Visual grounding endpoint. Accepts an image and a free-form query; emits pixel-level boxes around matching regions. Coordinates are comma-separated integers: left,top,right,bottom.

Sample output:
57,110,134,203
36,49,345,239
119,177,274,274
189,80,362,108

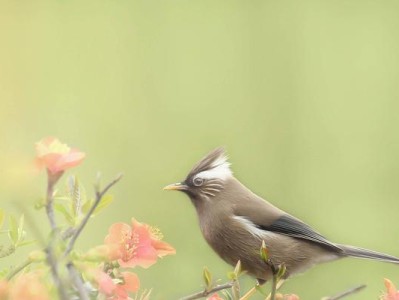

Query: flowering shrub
0,137,174,299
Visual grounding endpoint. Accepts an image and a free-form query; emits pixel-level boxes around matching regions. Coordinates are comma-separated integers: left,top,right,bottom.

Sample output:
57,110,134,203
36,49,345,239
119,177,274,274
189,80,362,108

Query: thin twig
269,263,278,300
323,284,366,300
67,262,89,300
63,173,123,257
180,282,234,300
44,174,69,300
240,285,257,300
45,171,63,230
46,245,69,300
6,259,32,280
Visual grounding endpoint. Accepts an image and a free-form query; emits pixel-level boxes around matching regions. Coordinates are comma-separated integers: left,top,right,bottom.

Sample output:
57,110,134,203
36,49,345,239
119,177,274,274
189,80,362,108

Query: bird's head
164,147,233,201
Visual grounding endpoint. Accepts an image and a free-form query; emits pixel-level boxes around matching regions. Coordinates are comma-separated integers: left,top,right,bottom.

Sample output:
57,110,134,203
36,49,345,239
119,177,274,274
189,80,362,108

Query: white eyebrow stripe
195,161,232,181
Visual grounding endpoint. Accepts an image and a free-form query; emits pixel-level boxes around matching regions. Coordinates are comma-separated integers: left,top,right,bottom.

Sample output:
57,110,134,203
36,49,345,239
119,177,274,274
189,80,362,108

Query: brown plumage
164,147,399,283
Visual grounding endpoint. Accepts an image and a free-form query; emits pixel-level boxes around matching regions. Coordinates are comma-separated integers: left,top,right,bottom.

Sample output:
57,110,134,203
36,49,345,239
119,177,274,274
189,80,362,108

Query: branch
63,173,123,257
180,282,234,300
45,245,69,300
45,171,63,230
67,262,89,300
6,259,32,280
323,284,366,300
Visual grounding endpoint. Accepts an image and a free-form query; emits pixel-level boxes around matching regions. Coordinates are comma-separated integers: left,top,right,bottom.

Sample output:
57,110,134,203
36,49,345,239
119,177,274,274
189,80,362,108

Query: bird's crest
187,147,232,181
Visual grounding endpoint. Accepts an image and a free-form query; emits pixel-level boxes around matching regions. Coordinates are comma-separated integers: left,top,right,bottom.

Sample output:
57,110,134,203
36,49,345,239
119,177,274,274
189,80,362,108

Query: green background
1,0,399,299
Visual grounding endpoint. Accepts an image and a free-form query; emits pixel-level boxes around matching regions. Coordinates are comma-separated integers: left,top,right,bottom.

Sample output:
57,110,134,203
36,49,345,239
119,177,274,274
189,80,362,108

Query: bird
164,147,399,284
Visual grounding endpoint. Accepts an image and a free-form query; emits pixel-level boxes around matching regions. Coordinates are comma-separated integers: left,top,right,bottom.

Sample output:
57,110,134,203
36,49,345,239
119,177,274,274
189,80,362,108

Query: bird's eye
193,177,204,187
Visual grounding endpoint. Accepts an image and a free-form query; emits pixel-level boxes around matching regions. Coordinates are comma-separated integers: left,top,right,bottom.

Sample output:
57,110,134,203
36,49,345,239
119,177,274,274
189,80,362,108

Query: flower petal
105,223,132,244
151,239,176,257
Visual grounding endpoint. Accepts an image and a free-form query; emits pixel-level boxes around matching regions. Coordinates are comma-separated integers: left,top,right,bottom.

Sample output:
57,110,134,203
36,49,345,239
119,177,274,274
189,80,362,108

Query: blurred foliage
1,0,399,299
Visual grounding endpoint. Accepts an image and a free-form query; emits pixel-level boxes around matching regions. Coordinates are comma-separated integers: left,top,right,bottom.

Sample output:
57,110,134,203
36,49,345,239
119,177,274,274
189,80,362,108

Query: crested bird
164,147,399,283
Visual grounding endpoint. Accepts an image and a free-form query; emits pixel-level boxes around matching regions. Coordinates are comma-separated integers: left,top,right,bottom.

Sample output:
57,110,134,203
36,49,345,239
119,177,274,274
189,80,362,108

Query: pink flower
105,218,176,268
207,293,223,300
95,270,139,300
381,279,399,300
113,272,140,299
96,271,116,296
35,137,85,175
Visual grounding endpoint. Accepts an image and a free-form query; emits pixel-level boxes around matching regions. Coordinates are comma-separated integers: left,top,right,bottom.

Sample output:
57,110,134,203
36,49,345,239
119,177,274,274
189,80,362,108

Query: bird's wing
234,202,343,252
259,214,343,251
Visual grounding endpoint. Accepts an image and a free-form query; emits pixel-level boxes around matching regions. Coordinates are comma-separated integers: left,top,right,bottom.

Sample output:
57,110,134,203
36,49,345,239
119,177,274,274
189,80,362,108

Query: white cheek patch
196,161,232,181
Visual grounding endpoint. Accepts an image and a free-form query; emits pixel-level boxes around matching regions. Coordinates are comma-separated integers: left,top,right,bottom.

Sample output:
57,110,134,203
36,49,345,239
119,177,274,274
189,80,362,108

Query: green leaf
68,176,85,218
8,215,18,246
203,267,212,291
223,290,233,300
81,199,93,215
232,279,240,300
227,271,236,280
93,194,114,215
18,239,37,247
259,240,269,262
276,263,286,280
54,203,74,225
0,268,9,279
234,260,241,277
17,215,25,243
34,198,46,209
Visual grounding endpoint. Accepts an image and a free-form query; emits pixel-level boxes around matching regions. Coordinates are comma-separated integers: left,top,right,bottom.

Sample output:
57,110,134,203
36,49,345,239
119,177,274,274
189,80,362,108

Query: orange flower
35,137,85,175
381,279,399,300
9,272,50,300
0,280,8,300
105,218,176,268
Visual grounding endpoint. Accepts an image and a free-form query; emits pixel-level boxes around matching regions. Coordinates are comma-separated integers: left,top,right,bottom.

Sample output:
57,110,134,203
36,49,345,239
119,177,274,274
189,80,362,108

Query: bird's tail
339,244,399,264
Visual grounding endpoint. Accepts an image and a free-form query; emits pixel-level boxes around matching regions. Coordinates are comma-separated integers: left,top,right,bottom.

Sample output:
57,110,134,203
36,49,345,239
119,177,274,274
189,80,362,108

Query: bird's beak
163,182,188,191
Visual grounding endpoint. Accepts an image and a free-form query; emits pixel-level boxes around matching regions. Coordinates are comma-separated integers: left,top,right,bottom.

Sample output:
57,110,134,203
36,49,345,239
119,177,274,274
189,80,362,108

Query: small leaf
54,203,75,225
234,260,241,277
8,215,18,246
17,215,25,243
93,195,114,215
203,267,212,291
227,271,236,280
223,290,233,300
68,176,85,218
260,240,269,262
276,263,286,280
232,279,240,300
34,198,46,210
0,245,15,258
82,199,93,214
18,239,37,247
0,268,9,279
